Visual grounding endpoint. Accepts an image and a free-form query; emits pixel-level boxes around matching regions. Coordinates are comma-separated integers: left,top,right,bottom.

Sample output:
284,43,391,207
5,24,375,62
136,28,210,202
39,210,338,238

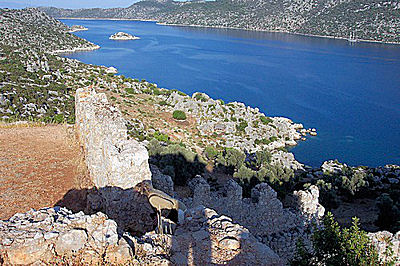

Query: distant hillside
40,0,400,43
0,8,97,52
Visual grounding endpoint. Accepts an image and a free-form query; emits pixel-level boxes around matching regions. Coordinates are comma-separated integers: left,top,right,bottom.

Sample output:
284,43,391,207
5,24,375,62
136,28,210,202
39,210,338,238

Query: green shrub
53,114,64,123
236,121,248,132
260,116,273,125
204,146,219,160
255,149,272,168
234,165,256,183
269,136,278,142
217,148,245,171
159,100,168,106
173,110,187,120
147,139,163,157
125,87,135,94
291,212,386,266
153,131,169,143
149,143,206,186
194,93,208,102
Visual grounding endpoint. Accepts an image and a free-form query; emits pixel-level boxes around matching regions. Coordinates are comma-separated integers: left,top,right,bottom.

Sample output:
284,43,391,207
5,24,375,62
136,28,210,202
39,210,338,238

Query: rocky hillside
0,8,98,53
41,0,400,43
0,8,101,123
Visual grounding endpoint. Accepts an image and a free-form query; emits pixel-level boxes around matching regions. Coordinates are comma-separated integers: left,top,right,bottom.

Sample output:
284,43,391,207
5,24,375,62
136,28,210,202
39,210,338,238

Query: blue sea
61,19,400,168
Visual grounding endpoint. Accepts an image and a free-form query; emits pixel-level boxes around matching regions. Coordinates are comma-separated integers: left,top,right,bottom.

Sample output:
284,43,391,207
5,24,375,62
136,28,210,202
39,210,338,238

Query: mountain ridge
40,0,400,44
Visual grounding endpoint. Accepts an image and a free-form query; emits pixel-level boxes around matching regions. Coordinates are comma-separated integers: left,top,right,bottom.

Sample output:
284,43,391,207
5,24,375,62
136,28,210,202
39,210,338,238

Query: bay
61,19,400,167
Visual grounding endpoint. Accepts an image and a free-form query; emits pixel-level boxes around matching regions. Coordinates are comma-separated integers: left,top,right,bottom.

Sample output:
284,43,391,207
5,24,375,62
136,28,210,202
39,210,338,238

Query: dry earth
0,124,87,220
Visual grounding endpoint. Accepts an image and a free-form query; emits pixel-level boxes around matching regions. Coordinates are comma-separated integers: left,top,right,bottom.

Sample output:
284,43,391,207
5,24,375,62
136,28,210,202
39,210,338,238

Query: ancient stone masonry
75,87,151,189
187,177,324,262
0,206,284,265
188,176,400,263
0,208,133,265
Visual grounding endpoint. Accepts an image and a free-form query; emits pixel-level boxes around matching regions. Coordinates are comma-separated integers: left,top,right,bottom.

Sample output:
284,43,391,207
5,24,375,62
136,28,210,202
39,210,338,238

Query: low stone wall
0,206,284,265
75,87,151,189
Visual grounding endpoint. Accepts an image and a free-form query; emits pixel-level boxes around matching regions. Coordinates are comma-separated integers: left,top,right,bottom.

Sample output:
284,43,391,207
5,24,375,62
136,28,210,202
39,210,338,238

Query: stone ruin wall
188,177,324,261
189,176,399,263
74,87,156,234
75,87,151,189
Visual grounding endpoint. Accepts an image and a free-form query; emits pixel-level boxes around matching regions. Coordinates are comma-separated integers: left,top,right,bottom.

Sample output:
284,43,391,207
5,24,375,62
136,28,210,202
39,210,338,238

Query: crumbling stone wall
75,87,151,189
188,177,324,261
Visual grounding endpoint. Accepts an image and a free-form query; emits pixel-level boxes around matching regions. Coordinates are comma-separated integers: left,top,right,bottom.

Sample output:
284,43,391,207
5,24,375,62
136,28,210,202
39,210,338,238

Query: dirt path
0,125,86,220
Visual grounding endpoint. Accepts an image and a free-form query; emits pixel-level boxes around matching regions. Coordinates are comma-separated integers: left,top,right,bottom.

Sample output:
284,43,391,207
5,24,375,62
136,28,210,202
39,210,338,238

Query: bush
217,148,245,171
158,100,168,106
147,138,163,157
172,110,186,120
153,131,169,143
53,114,64,123
291,212,385,266
194,93,208,102
234,165,256,183
269,136,278,142
236,121,248,132
260,116,273,125
204,146,219,160
150,144,206,186
125,87,135,94
340,169,367,197
255,149,272,168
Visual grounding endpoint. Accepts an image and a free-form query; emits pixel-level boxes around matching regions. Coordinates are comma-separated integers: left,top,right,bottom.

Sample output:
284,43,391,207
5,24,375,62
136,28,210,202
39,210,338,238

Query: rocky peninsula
109,32,140,40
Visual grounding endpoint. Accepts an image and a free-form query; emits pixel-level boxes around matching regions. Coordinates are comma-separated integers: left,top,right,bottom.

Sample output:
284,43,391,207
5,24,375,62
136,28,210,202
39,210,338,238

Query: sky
0,0,136,9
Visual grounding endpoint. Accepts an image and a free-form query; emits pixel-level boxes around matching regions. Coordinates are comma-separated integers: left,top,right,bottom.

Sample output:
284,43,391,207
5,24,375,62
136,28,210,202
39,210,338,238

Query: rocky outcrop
292,185,325,222
368,231,400,264
75,87,151,189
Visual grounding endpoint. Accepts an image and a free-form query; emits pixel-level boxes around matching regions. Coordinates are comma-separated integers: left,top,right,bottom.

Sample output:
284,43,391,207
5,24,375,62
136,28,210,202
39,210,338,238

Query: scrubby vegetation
291,212,394,266
148,139,206,186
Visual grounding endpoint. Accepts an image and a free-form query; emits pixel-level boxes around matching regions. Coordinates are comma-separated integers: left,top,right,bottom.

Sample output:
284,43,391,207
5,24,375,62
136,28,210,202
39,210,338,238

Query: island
68,25,88,33
109,32,140,41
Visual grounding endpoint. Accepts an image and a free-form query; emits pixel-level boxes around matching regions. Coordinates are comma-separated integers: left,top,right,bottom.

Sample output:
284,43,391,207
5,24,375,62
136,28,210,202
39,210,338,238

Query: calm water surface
62,19,400,167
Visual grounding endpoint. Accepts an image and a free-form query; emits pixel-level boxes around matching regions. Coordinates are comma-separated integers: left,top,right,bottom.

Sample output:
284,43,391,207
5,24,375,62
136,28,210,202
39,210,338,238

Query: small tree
291,212,385,266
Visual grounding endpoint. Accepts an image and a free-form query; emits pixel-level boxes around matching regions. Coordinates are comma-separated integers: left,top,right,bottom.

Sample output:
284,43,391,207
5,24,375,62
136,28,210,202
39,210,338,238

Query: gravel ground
0,124,87,220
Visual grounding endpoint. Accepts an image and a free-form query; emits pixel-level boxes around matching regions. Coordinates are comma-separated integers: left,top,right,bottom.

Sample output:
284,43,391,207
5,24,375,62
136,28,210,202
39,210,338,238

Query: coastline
58,17,157,22
156,22,400,46
57,17,399,46
51,44,101,55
